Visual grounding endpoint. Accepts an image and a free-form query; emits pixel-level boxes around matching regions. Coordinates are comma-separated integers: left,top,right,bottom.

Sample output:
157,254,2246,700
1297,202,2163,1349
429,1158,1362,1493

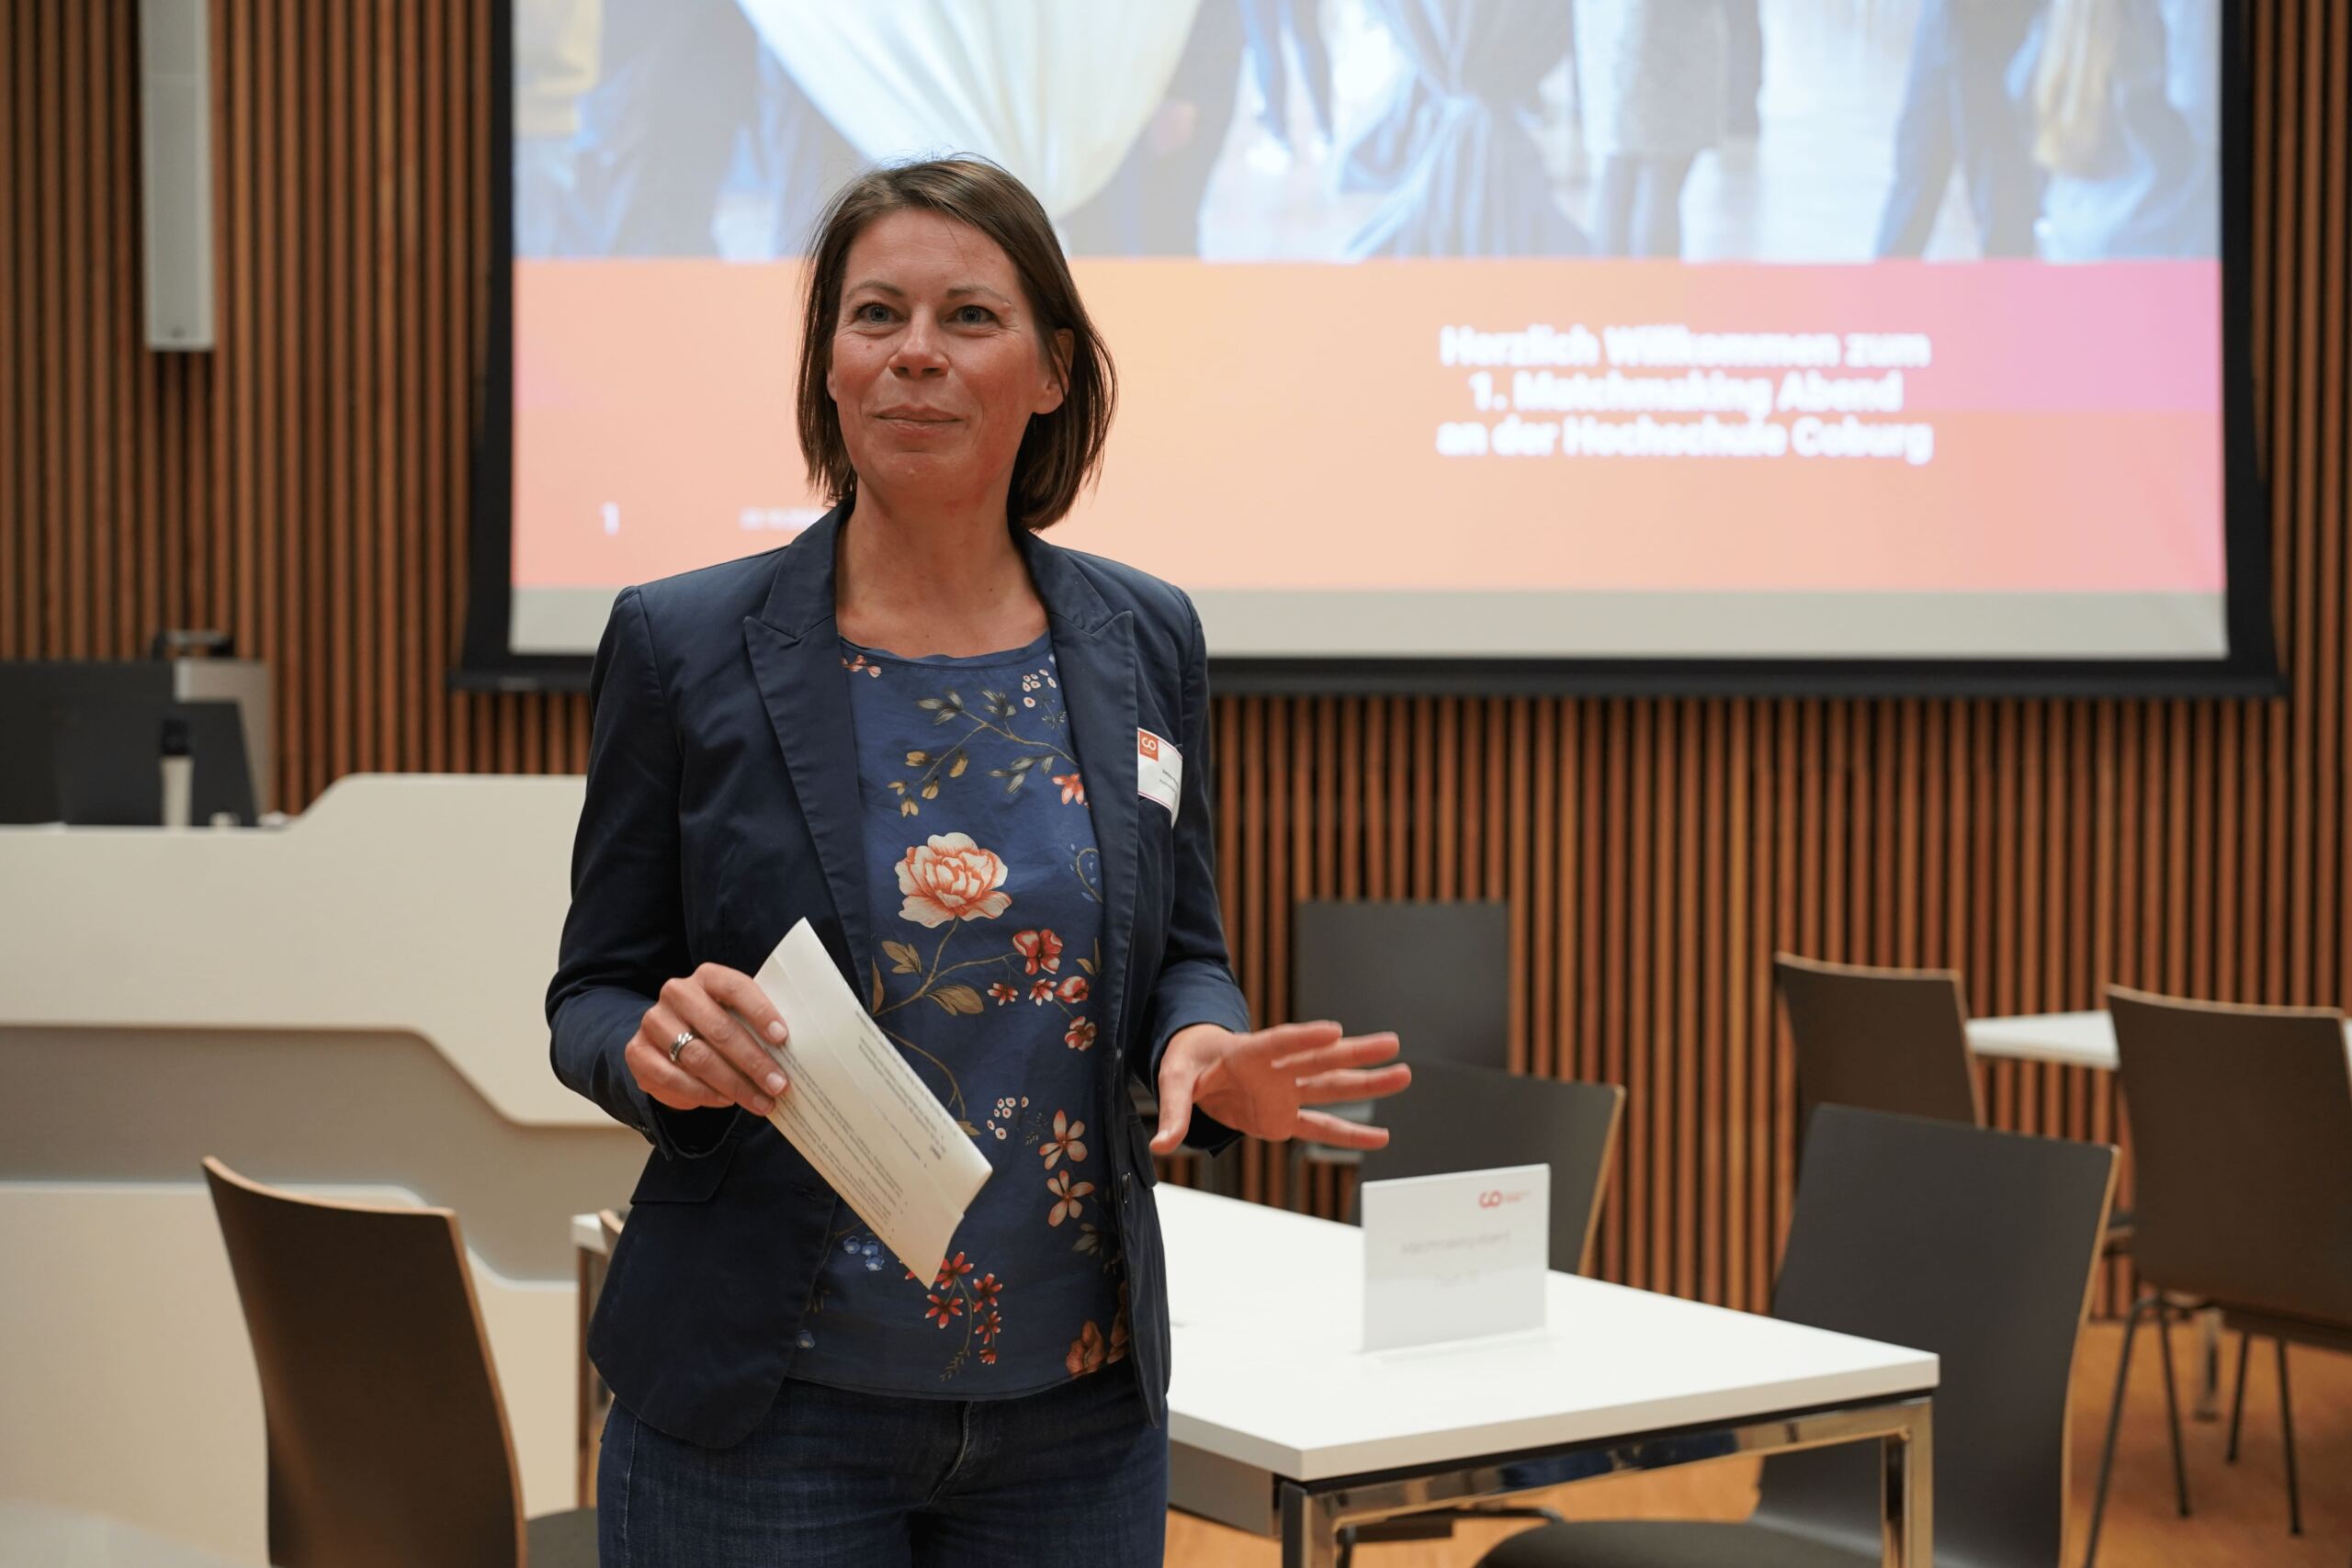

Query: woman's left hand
1149,1021,1410,1156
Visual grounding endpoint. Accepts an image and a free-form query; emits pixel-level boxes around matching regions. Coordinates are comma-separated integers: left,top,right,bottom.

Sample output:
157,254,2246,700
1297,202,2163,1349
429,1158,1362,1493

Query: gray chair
1284,899,1510,1204
1338,1062,1623,1562
2085,987,2352,1562
1480,1107,2118,1568
203,1157,597,1568
1773,953,1980,1131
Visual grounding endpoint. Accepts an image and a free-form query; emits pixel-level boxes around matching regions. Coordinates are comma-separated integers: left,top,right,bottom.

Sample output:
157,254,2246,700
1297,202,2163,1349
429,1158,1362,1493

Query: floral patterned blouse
786,632,1128,1397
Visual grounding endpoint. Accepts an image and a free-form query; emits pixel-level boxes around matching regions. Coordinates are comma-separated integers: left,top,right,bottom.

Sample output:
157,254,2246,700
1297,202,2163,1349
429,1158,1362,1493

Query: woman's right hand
628,963,794,1116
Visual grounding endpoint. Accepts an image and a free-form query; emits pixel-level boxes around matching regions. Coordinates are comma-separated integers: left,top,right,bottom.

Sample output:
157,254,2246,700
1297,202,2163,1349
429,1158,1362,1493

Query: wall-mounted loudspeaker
138,0,215,350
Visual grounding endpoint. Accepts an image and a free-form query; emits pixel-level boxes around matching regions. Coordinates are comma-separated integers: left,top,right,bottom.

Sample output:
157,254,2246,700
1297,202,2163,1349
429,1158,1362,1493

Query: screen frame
458,0,2279,700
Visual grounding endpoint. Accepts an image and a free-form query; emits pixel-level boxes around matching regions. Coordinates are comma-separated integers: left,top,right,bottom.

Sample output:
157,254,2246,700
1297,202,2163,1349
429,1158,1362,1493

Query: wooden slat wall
1,0,585,807
3,1,2345,1314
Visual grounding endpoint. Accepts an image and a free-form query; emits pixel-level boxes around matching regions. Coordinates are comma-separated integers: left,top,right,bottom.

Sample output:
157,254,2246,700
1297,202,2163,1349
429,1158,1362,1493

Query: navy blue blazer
548,504,1251,1448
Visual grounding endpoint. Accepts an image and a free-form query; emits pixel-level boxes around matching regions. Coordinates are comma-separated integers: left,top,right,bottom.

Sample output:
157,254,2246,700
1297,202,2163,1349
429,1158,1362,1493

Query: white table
1967,1010,2127,1070
1155,1186,1935,1567
574,1197,1938,1566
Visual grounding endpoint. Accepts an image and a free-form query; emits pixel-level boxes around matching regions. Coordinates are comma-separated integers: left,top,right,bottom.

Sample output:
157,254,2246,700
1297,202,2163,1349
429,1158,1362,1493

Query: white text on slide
1435,323,1939,468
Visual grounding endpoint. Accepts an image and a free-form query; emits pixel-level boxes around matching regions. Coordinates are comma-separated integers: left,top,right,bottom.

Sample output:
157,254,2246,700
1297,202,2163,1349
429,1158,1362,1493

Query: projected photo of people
514,0,2221,266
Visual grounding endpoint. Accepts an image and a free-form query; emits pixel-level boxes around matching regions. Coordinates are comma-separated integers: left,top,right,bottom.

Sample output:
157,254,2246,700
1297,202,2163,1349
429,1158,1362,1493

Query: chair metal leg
2083,1294,2152,1568
2225,1331,2252,1462
2154,1304,2192,1517
2277,1338,2301,1537
1335,1524,1355,1568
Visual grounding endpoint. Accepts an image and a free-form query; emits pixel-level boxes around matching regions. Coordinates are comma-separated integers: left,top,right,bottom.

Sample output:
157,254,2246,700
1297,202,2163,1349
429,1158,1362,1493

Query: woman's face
827,209,1070,515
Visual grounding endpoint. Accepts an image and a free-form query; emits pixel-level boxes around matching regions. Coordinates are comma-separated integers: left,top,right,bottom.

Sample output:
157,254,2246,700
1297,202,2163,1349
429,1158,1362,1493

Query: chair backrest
1351,1060,1623,1276
2108,985,2352,1326
1751,1107,2115,1568
1773,953,1980,1131
202,1158,526,1568
1294,900,1510,1070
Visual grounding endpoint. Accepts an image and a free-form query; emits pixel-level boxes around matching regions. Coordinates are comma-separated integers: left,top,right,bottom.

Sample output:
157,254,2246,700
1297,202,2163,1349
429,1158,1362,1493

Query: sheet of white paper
735,919,992,1283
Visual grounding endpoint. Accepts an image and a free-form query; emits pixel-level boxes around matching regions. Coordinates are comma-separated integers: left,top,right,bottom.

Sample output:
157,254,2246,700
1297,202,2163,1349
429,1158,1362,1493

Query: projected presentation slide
508,0,2226,664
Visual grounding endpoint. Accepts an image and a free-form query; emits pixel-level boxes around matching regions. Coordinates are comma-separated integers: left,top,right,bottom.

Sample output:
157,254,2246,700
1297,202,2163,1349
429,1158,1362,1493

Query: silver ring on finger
668,1028,698,1065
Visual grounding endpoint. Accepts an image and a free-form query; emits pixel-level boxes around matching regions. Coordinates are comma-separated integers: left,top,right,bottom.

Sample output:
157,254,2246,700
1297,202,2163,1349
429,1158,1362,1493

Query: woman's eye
955,306,996,325
854,302,893,323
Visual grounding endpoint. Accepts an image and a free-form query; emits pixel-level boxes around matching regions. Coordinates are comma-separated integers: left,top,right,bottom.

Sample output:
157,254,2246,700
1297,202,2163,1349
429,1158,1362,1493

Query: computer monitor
0,663,174,823
1,661,272,824
51,698,256,827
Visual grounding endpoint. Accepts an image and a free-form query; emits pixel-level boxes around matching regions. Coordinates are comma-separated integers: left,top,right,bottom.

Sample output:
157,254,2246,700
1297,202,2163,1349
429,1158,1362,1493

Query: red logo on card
1137,730,1160,760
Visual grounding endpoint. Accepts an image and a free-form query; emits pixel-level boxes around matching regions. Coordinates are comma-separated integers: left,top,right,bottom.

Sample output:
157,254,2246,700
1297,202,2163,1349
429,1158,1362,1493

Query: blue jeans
597,1367,1169,1566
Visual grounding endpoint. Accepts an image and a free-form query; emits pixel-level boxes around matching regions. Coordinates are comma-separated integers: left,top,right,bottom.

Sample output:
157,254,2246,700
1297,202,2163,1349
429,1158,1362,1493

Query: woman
547,156,1410,1566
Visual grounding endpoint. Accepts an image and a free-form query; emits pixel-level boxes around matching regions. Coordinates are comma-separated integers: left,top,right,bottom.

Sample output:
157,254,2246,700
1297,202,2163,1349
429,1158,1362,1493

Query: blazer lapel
742,507,877,997
1022,534,1144,1070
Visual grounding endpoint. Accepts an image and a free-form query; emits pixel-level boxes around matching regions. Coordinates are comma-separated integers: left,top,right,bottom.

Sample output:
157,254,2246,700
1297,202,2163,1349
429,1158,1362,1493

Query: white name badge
1136,728,1182,821
1360,1164,1549,1352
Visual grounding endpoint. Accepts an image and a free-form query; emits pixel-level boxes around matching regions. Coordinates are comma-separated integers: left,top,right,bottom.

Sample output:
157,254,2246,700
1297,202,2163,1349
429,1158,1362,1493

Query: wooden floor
1167,1322,2350,1567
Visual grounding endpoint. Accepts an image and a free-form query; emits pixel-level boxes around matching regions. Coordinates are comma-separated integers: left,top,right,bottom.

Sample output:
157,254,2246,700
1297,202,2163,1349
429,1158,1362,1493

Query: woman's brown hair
795,157,1116,532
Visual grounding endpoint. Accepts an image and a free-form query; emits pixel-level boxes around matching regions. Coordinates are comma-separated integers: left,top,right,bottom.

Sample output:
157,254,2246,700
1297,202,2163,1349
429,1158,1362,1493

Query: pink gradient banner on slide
513,258,2222,600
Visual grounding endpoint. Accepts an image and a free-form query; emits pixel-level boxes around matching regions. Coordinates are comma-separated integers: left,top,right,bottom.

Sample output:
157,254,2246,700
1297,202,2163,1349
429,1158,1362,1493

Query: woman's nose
889,314,948,376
